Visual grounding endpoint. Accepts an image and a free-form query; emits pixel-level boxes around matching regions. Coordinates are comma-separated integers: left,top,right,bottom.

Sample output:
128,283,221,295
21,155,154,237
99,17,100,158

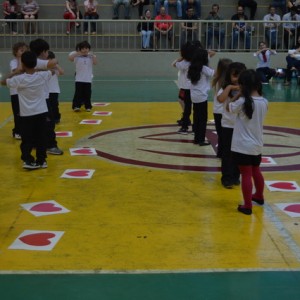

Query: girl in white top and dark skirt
228,69,268,215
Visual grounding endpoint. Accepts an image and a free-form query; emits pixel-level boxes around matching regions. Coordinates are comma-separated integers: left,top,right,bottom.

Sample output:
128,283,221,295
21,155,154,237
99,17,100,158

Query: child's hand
230,85,240,91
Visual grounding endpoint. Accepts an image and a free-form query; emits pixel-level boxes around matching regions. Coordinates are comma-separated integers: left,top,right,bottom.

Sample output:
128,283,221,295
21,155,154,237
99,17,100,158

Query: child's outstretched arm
68,51,80,62
217,85,238,103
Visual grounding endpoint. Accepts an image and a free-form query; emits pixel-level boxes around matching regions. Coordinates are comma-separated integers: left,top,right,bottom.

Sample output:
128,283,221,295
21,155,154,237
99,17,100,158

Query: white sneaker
73,107,80,112
47,147,64,155
23,161,39,170
14,133,21,140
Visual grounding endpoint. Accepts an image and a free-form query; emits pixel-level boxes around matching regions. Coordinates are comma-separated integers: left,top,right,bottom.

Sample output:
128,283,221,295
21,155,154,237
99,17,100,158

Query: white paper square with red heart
9,230,64,251
21,200,70,217
55,131,73,137
261,157,277,165
92,102,110,107
265,181,300,192
69,147,97,156
80,119,102,125
275,203,300,217
92,111,112,116
61,169,95,179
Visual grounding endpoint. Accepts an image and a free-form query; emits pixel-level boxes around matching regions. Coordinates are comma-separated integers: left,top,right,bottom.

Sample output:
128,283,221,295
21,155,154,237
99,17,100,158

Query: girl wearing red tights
63,0,80,34
228,69,268,215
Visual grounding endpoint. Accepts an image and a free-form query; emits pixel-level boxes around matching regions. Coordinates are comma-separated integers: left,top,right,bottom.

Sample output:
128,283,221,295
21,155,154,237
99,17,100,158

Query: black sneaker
23,161,39,170
177,128,188,135
222,180,233,189
36,161,48,169
237,205,252,215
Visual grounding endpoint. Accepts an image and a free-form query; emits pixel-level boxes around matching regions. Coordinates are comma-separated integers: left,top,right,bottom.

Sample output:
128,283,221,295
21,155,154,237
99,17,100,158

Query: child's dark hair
222,62,246,97
191,40,204,49
12,42,27,57
238,69,262,119
212,58,233,89
187,48,208,85
21,51,37,69
29,39,50,56
47,50,55,59
77,41,91,51
180,41,196,62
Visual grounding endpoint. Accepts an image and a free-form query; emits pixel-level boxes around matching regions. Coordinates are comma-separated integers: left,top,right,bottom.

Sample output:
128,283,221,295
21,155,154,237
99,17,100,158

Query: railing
0,19,299,52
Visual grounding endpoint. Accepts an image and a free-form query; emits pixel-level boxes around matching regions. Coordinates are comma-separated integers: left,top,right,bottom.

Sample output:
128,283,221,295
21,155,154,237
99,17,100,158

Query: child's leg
20,116,35,163
83,82,92,110
180,89,191,130
11,94,21,137
45,98,58,149
198,100,208,143
238,165,253,209
252,165,265,201
34,113,47,165
221,127,234,187
72,82,82,109
193,102,200,142
213,113,222,157
49,93,61,123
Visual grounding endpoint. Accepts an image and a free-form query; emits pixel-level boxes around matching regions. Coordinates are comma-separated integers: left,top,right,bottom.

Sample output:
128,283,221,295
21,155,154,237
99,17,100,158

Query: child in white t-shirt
228,69,268,215
69,40,97,112
2,51,53,170
9,42,28,139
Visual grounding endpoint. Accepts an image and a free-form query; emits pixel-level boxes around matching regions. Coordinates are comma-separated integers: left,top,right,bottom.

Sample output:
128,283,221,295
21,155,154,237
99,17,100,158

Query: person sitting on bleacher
64,0,81,34
284,36,300,85
137,9,154,49
131,0,150,19
282,6,300,49
182,0,201,19
180,7,198,46
154,6,173,49
83,0,99,34
3,0,20,34
231,5,251,50
21,0,39,34
263,5,281,49
112,0,130,19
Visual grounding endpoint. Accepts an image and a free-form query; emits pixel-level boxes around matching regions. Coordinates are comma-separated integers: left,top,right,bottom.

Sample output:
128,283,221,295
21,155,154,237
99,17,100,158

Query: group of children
174,41,268,215
1,38,97,170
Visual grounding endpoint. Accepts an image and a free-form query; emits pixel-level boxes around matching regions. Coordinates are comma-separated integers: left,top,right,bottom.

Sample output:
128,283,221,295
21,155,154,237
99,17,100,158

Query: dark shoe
233,179,240,186
199,141,211,146
222,180,233,189
177,128,188,135
124,16,131,19
237,205,252,215
23,161,40,170
252,197,264,205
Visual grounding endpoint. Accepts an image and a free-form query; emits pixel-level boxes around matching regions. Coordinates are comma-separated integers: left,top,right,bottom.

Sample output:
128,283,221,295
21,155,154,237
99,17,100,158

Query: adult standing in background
21,0,39,34
63,0,81,34
83,0,99,34
263,5,281,49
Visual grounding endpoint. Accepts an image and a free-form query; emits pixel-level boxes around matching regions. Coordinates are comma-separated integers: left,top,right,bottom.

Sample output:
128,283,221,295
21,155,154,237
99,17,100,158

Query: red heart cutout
20,233,55,246
66,170,89,177
73,149,93,154
30,203,62,212
56,132,69,137
284,204,300,213
83,120,97,124
261,157,270,163
270,182,297,190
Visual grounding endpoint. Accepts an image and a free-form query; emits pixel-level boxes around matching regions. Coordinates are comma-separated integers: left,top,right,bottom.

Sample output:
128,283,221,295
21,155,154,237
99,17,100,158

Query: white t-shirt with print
175,60,191,90
70,52,94,83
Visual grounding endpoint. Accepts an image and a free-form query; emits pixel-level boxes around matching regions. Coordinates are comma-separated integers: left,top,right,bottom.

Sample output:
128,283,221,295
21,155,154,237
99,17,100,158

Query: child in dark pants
2,51,53,169
69,40,97,112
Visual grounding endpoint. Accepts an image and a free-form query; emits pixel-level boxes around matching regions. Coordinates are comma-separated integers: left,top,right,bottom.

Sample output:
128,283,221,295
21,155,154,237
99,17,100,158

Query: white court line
1,268,300,275
264,202,300,262
0,115,12,129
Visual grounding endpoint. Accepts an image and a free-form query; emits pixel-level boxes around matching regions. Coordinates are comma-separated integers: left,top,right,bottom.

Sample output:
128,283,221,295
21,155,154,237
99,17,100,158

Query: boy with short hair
2,51,53,169
69,40,97,112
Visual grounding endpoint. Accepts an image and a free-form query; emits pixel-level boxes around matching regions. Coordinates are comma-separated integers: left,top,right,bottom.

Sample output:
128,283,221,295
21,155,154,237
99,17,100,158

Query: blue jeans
84,14,99,32
141,30,153,48
231,28,251,49
164,0,182,18
206,27,225,49
265,29,278,49
113,0,130,18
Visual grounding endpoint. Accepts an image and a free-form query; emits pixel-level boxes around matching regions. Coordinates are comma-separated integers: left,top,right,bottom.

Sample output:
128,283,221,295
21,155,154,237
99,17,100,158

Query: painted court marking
80,120,102,125
21,200,70,217
55,131,73,137
265,181,300,192
69,147,97,156
60,169,95,179
276,203,300,217
92,111,112,116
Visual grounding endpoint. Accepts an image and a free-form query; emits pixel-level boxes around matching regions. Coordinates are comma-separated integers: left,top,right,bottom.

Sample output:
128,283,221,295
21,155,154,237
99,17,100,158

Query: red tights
238,165,264,209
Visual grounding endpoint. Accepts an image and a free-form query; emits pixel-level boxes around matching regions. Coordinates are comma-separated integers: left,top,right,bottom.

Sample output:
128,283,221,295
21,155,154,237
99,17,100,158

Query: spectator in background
154,6,173,49
183,0,201,19
180,7,198,45
238,0,257,20
282,6,300,49
287,0,300,14
254,41,277,84
154,0,163,16
231,5,251,50
164,0,182,19
112,0,130,19
63,0,81,34
284,36,300,85
137,9,154,49
83,0,99,34
131,0,150,19
272,0,286,15
21,0,39,34
205,3,225,49
264,5,281,49
3,0,20,34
